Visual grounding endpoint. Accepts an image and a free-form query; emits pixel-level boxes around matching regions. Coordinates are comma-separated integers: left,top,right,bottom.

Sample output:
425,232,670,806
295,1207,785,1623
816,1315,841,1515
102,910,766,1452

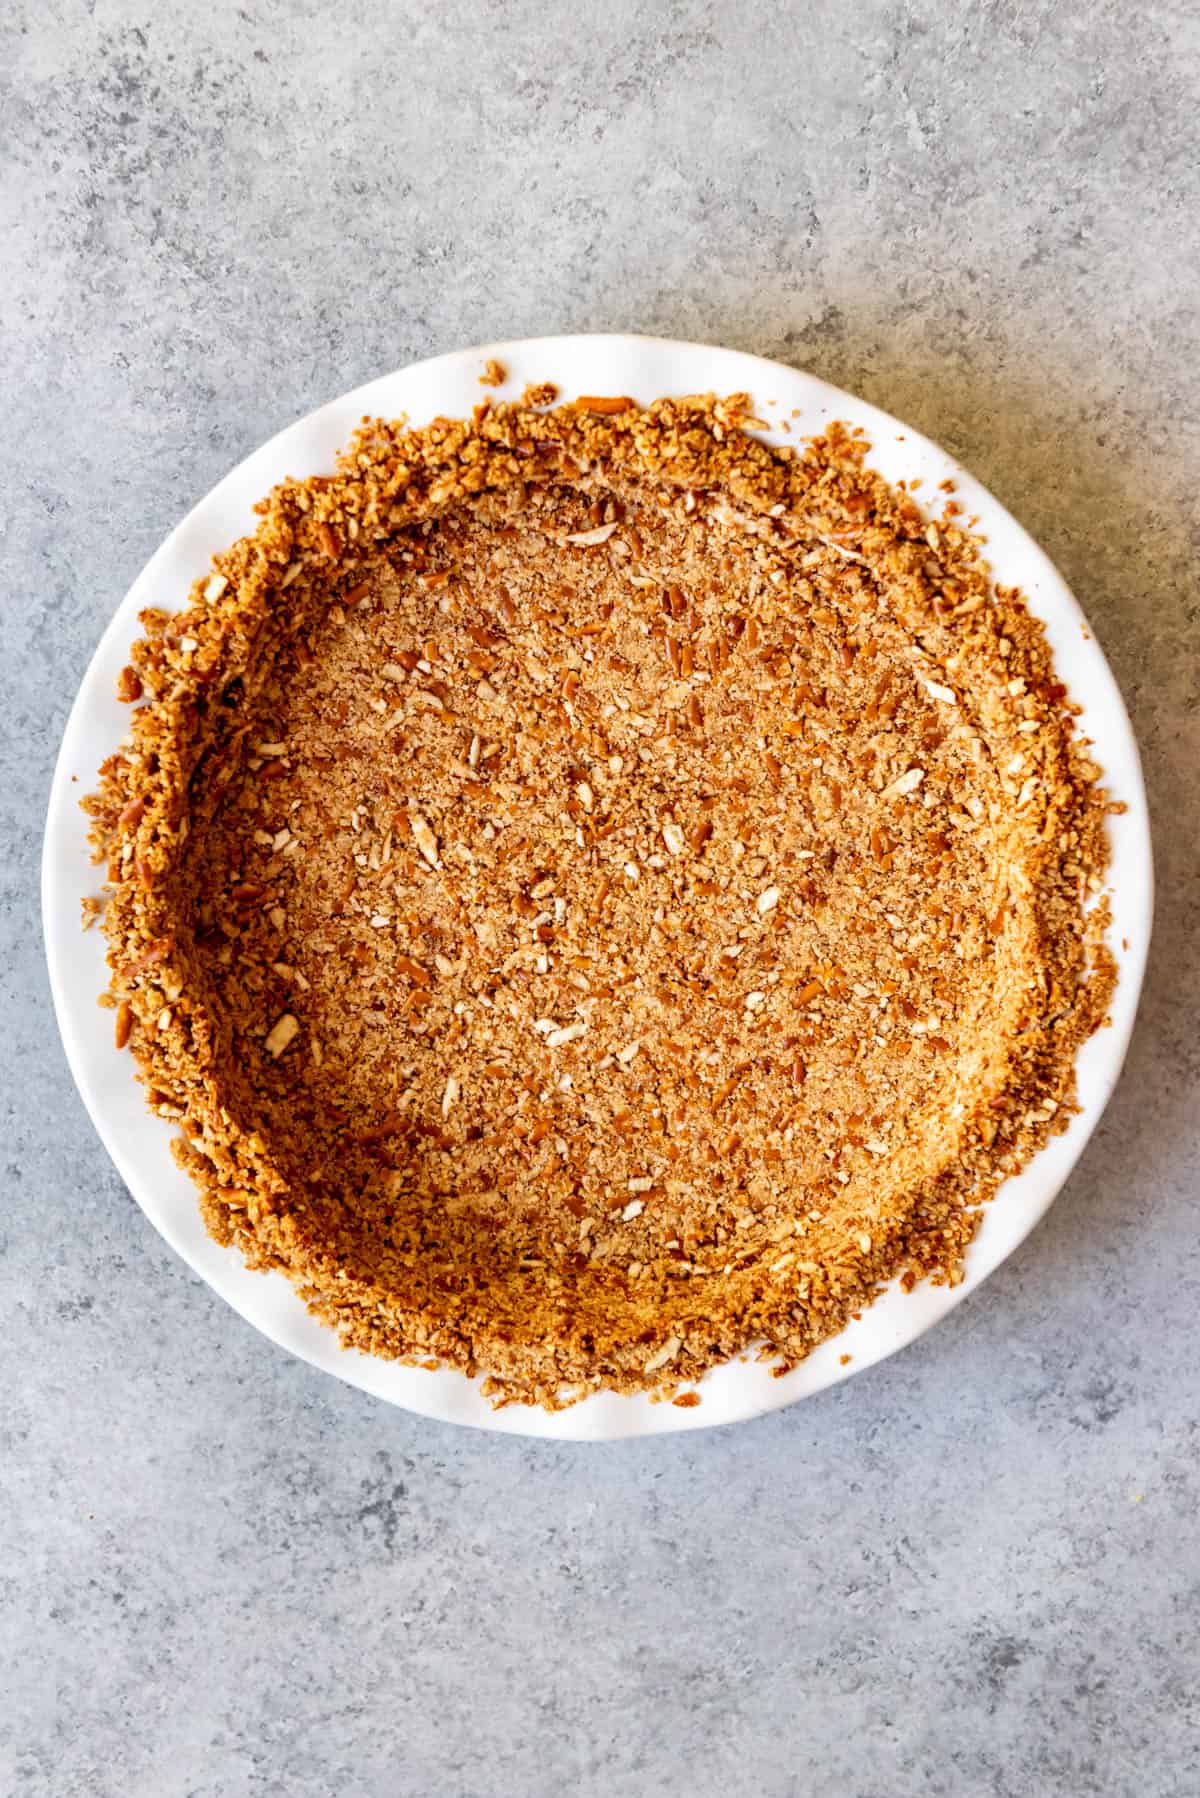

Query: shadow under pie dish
81,383,1121,1413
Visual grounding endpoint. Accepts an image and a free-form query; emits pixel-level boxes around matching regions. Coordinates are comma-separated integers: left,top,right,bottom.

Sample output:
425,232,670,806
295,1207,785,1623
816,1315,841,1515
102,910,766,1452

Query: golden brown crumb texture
84,392,1116,1408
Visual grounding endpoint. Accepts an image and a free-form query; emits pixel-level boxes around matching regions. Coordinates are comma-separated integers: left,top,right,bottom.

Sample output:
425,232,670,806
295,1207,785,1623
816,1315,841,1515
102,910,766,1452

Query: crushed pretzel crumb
522,381,558,408
82,387,1117,1410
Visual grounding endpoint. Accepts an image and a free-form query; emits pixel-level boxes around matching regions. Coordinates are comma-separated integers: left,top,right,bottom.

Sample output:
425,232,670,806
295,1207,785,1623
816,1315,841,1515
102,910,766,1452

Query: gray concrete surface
3,1,1198,1793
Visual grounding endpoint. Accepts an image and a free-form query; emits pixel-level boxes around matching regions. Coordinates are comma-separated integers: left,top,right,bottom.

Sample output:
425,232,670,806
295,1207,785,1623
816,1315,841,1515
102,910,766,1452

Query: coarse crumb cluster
84,390,1116,1408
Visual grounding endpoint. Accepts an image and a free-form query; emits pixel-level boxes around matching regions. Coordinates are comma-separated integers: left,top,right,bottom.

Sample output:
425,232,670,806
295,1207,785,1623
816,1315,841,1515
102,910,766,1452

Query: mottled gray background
3,1,1198,1793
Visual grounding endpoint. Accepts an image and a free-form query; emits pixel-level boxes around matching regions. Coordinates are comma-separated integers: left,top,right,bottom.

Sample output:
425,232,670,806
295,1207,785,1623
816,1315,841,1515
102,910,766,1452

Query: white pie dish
42,333,1152,1438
